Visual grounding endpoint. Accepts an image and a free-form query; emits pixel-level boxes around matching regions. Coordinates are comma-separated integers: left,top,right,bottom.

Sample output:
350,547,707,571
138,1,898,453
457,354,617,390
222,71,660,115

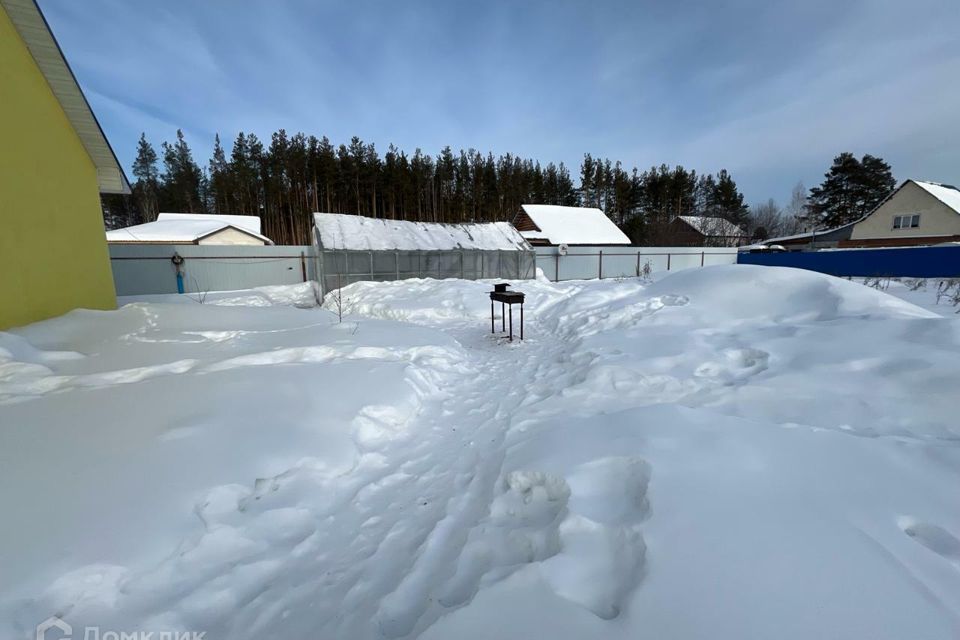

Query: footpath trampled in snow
1,266,959,639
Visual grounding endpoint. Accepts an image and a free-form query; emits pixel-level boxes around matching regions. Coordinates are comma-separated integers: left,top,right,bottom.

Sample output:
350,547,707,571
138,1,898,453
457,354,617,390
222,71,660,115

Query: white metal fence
534,245,739,282
109,245,316,296
108,244,739,296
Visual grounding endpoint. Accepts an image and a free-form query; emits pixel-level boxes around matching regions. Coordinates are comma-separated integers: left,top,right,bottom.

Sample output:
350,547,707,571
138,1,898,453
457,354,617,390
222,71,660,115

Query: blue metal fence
737,245,960,278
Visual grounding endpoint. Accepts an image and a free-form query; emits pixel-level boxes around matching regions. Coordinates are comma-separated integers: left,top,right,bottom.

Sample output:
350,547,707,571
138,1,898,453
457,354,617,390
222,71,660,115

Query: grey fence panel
598,252,638,279
110,244,316,296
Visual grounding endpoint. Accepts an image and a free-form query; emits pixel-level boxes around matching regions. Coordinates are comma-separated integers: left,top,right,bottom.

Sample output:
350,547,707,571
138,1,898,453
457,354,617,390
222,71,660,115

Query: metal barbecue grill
489,283,525,341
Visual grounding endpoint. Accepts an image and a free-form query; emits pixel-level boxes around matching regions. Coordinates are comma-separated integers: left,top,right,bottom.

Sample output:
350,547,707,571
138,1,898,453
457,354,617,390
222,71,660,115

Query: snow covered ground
2,266,959,639
864,277,960,316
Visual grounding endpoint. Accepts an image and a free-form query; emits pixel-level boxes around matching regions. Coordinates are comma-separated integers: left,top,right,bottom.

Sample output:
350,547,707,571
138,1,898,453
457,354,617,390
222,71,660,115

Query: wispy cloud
38,0,960,204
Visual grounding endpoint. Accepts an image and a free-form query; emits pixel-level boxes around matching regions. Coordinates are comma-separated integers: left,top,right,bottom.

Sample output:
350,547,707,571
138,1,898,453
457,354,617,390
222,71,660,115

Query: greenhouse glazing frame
315,247,536,297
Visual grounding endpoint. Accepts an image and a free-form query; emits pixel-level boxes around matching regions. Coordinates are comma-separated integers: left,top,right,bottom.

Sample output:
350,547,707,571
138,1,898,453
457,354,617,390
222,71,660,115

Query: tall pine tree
160,129,205,213
807,152,896,227
709,169,749,227
131,133,160,223
208,134,230,214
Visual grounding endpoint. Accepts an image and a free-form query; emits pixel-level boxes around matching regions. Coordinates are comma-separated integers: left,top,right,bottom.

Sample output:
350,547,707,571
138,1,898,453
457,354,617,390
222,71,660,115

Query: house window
892,214,920,229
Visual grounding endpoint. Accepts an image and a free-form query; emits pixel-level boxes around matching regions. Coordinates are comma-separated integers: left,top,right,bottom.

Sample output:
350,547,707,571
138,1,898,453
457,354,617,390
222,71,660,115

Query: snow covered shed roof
106,213,272,244
763,220,857,245
314,213,532,251
156,212,263,235
516,205,630,245
675,215,745,237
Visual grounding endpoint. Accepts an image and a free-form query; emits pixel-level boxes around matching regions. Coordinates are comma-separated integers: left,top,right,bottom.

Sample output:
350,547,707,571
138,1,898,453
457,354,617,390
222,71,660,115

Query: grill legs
489,300,524,342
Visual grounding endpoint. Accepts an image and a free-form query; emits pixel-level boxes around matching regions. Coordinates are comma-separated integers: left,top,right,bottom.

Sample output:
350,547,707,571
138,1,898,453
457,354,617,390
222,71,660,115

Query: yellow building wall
0,8,117,329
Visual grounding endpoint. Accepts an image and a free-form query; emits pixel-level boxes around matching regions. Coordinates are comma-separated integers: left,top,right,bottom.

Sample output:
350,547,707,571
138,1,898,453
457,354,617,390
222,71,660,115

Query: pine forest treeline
103,129,757,246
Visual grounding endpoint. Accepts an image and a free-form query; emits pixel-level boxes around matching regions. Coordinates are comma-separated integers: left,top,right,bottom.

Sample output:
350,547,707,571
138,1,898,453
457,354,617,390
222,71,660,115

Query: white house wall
197,227,268,246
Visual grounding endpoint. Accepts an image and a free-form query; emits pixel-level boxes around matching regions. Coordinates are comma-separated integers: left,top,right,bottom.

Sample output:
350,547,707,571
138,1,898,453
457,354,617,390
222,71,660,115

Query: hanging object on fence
170,252,185,294
489,283,525,342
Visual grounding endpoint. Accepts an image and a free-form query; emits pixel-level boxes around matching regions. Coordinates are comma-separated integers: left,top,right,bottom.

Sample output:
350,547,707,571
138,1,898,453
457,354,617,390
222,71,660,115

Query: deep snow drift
1,265,959,639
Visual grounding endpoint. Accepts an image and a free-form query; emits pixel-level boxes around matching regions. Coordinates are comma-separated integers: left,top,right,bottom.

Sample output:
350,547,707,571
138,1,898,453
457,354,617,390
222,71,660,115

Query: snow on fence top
518,204,631,245
314,213,532,251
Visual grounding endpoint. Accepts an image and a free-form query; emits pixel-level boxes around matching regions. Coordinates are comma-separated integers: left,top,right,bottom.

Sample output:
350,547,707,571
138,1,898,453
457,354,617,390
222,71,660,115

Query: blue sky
39,0,960,206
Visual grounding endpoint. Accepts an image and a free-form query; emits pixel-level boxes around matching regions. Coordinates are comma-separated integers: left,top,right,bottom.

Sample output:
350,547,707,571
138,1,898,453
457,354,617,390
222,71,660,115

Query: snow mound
540,513,645,619
565,456,651,526
642,264,937,323
118,282,319,308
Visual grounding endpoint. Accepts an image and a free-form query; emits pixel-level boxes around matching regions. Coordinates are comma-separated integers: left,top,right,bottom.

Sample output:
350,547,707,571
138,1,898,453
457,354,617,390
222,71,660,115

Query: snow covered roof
314,213,532,251
675,215,745,237
761,230,816,243
763,220,858,244
106,213,272,244
913,180,960,214
157,213,263,235
518,205,630,245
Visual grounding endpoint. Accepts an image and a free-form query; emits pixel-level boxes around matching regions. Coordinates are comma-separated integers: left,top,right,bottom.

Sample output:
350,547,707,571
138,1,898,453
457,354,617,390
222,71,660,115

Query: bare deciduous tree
784,181,810,233
329,273,345,322
746,199,783,241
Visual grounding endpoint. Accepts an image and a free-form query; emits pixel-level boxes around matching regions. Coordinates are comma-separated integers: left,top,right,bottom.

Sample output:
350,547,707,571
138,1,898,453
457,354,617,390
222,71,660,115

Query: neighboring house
107,213,273,246
0,0,128,329
513,204,631,246
666,216,746,247
763,222,857,252
842,180,960,248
